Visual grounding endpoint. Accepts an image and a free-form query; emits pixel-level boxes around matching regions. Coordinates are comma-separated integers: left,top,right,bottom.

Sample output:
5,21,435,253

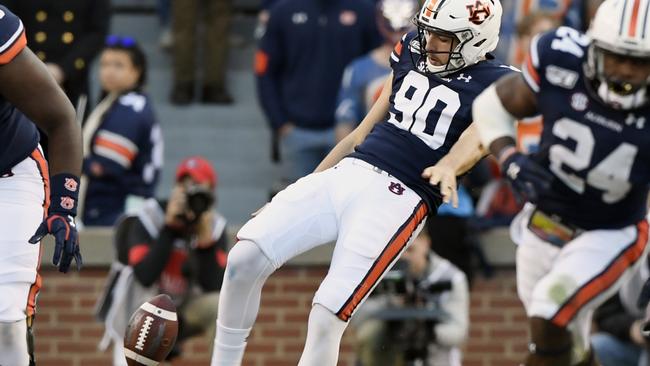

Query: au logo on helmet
466,0,491,25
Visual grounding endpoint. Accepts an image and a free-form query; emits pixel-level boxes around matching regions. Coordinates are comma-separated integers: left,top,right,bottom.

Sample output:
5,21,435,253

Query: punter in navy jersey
211,0,510,365
0,5,83,366
426,0,650,364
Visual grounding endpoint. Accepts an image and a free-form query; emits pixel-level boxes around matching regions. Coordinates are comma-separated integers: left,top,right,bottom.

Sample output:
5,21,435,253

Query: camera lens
185,186,214,217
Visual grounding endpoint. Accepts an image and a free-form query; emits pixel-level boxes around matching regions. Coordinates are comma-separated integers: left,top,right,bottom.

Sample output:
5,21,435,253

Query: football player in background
424,0,650,364
0,5,83,366
211,0,512,365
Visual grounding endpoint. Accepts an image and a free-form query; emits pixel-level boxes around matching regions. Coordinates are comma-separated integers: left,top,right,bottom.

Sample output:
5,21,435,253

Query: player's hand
278,122,295,138
165,185,188,227
501,151,553,203
28,174,82,273
29,214,81,273
421,164,458,208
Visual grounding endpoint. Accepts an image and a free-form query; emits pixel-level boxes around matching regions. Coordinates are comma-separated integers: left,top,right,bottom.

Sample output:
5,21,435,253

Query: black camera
185,185,214,217
371,260,453,365
374,260,414,297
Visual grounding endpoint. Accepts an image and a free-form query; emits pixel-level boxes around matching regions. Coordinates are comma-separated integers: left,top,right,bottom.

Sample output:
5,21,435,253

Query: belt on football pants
527,208,584,247
348,158,392,177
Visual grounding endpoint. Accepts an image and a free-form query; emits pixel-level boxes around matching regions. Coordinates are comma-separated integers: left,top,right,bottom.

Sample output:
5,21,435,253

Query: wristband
497,145,518,165
50,173,80,216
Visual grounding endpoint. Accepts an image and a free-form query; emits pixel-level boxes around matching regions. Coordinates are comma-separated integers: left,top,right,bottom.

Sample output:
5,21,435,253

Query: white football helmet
585,0,650,109
377,0,419,45
412,0,502,76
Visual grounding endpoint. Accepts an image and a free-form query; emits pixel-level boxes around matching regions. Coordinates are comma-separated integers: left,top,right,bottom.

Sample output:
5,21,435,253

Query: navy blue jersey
0,6,40,174
351,32,514,210
521,26,650,230
83,92,163,226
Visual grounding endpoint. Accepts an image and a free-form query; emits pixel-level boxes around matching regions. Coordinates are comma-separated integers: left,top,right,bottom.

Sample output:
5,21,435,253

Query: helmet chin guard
584,0,650,110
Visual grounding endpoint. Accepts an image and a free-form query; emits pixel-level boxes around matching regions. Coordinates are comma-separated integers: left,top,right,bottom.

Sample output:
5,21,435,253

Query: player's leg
212,167,347,365
523,220,649,366
0,318,30,366
0,150,48,366
299,160,428,365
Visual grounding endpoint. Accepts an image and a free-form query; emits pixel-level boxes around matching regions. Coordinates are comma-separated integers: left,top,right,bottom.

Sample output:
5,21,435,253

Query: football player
425,0,650,364
211,0,511,365
0,5,82,366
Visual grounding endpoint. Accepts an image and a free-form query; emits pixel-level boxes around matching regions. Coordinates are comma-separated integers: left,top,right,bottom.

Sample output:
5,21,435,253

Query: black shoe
171,82,194,105
201,85,234,105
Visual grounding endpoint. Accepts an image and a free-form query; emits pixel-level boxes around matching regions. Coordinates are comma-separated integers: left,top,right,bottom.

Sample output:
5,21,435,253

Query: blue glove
29,174,82,273
501,149,554,203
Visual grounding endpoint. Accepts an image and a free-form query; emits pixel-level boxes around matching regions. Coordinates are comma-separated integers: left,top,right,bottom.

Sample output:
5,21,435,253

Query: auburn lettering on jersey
351,31,514,210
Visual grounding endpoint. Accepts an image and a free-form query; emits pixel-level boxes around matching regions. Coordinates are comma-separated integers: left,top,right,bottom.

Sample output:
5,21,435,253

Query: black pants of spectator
172,0,232,89
426,215,474,285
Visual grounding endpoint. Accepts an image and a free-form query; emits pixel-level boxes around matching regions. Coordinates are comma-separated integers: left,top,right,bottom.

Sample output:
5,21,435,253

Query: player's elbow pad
472,84,517,149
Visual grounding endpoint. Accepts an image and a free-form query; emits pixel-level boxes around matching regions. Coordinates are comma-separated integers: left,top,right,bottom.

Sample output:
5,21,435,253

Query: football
123,294,179,365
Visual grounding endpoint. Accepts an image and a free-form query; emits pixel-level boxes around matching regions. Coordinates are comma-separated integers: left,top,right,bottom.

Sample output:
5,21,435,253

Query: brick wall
34,267,527,366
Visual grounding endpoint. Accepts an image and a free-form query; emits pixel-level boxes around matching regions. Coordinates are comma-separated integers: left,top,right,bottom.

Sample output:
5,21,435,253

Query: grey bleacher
104,7,272,226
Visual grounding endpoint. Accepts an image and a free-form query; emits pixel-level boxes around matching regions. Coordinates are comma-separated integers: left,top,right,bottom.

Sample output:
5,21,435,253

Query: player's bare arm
479,72,537,157
314,73,393,172
0,47,81,175
421,123,487,208
2,45,83,273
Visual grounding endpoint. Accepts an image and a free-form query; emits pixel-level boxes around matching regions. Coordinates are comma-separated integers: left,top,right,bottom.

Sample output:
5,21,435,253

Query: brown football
123,294,179,365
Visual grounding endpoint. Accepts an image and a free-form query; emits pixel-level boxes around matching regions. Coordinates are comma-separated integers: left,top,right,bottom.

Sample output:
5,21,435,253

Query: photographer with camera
96,156,229,365
352,230,469,366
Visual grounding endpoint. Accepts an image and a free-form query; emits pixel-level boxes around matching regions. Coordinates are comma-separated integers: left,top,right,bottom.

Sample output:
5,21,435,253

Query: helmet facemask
585,43,650,110
411,16,474,77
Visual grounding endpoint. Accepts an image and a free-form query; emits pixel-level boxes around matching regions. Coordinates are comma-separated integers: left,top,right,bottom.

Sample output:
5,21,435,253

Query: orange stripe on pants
551,220,649,327
336,202,428,321
26,148,50,317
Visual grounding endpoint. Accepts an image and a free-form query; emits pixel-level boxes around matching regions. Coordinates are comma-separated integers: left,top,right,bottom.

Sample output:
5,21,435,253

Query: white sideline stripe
124,348,159,366
98,129,139,154
140,302,178,321
94,145,130,168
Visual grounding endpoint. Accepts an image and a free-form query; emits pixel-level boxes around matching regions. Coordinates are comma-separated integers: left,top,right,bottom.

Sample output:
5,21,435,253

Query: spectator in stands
170,0,233,105
96,156,229,364
5,0,110,153
334,0,418,142
80,36,163,227
255,0,381,184
564,0,603,32
352,229,469,366
157,0,172,50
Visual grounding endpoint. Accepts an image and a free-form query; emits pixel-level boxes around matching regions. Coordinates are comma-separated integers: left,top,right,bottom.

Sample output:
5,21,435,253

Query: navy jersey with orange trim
0,5,40,174
350,31,514,210
520,27,650,230
83,92,162,226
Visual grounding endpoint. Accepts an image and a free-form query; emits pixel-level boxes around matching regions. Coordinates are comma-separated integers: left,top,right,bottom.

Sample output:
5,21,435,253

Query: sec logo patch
571,92,588,111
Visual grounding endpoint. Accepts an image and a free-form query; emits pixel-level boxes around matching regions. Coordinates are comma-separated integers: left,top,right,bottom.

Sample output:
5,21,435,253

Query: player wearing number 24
211,0,512,365
426,0,650,365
